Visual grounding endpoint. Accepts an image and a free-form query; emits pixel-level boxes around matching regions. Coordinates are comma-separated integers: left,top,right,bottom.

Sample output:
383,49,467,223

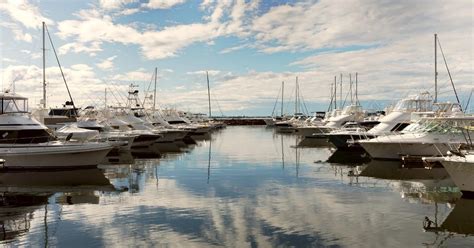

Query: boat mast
334,76,337,109
104,88,107,109
153,67,157,111
281,81,284,117
340,73,342,108
434,33,438,103
206,71,212,118
349,73,353,104
295,76,299,114
42,21,46,108
355,72,358,105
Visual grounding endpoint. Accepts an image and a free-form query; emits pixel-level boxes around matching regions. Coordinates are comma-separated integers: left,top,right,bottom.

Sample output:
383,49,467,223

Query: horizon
1,0,473,116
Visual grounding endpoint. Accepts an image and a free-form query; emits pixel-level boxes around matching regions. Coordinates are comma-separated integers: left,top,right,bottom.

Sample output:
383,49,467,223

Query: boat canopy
393,92,433,112
0,92,28,114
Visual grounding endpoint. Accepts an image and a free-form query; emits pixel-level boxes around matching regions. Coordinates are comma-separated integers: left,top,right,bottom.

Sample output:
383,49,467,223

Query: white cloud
0,22,32,42
0,0,53,29
141,0,186,9
187,70,220,76
0,64,111,108
109,68,153,82
59,41,103,56
56,0,260,60
98,0,137,10
96,56,117,70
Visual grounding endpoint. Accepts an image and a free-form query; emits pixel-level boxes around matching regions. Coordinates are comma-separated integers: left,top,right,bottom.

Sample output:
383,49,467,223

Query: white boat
327,92,434,149
0,92,112,169
426,152,474,194
359,115,473,160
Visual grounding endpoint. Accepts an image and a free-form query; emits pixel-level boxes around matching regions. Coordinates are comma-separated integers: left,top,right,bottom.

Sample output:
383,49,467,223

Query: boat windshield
1,98,28,114
404,119,471,134
393,98,432,112
342,105,362,115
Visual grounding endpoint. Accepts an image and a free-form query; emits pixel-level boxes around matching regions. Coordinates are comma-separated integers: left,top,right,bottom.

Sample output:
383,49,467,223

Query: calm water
1,126,473,247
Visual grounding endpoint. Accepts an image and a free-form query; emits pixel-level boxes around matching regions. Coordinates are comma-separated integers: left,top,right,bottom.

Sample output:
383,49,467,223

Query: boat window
390,123,410,132
0,129,54,144
1,98,28,114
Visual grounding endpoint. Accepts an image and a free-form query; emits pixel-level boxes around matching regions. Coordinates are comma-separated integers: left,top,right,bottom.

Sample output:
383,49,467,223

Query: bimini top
0,92,28,100
0,91,29,114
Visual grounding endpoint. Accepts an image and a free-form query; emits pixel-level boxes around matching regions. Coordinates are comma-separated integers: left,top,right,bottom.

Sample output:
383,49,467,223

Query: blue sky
1,0,473,115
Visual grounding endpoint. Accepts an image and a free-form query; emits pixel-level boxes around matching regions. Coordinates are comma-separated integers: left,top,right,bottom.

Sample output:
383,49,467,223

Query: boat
425,150,474,196
0,92,112,169
358,115,473,160
327,92,433,150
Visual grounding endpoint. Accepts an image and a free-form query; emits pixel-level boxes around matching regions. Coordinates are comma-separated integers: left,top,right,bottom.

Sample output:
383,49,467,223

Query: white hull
441,159,474,193
359,142,456,160
0,143,112,168
264,118,275,126
296,126,333,137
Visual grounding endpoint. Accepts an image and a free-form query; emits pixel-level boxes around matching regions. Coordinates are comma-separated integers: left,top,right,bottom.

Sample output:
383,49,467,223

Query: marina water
3,126,473,247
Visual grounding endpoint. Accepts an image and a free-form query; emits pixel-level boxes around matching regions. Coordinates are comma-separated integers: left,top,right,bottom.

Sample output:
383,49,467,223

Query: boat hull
359,141,456,160
0,144,112,169
328,134,376,150
441,159,474,193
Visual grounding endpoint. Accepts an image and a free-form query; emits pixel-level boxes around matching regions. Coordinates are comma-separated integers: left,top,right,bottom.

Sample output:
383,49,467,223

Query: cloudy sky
0,0,473,115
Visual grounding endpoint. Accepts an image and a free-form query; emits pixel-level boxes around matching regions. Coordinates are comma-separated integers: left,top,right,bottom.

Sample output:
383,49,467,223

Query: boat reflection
327,149,371,165
356,160,461,203
0,168,117,243
0,193,50,243
433,197,474,235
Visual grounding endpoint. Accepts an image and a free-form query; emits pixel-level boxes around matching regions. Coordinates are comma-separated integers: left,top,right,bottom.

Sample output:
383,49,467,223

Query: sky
0,0,473,116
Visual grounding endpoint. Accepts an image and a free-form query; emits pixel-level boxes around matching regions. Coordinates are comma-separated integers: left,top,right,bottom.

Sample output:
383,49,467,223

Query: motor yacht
327,92,433,150
358,115,473,160
0,92,112,168
297,104,366,137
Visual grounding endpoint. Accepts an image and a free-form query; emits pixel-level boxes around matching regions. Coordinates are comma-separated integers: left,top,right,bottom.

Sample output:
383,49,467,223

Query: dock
213,116,268,126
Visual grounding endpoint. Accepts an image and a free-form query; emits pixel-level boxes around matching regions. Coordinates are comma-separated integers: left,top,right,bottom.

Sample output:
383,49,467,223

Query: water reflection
2,126,474,247
0,168,117,246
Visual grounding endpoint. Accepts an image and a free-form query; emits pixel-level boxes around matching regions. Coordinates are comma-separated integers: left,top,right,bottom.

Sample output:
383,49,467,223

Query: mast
355,72,358,104
295,76,299,114
206,71,212,118
334,76,337,109
104,88,107,109
42,21,46,108
153,67,157,111
340,73,342,108
434,33,438,103
281,81,284,117
349,73,353,104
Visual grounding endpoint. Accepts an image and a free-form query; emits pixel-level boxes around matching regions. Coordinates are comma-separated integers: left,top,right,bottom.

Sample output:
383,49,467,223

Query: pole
434,34,438,103
340,73,342,108
355,72,358,104
104,88,107,109
281,81,284,117
153,67,157,111
295,76,299,113
334,76,337,109
349,73,353,104
206,71,212,118
42,22,46,108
